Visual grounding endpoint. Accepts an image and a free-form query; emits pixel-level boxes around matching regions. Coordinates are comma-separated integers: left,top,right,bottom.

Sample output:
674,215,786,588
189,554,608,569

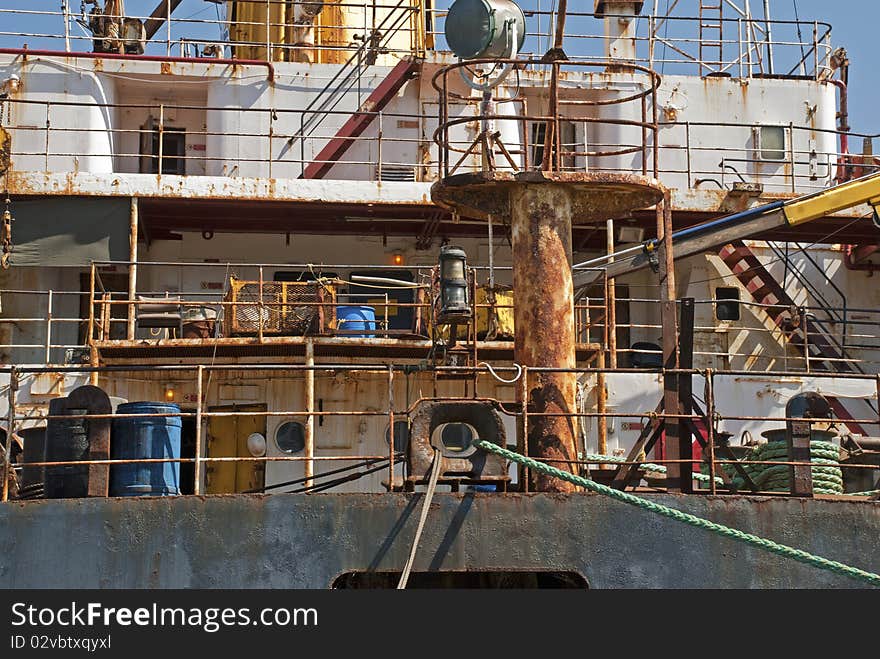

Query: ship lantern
438,245,471,323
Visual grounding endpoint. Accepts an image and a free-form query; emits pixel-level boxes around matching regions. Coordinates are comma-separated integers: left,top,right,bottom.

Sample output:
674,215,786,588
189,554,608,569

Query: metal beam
144,0,184,41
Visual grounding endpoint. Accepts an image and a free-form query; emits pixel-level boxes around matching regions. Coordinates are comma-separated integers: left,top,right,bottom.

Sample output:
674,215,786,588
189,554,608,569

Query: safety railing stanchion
2,367,17,502
194,365,204,495
388,365,395,491
706,369,717,495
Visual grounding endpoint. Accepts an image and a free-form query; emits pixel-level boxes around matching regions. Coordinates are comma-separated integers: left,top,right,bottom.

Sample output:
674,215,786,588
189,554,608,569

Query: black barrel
45,400,90,499
17,427,47,500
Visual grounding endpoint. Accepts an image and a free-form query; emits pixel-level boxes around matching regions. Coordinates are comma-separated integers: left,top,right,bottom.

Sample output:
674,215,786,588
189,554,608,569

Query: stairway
717,240,870,434
290,0,417,175
301,57,421,180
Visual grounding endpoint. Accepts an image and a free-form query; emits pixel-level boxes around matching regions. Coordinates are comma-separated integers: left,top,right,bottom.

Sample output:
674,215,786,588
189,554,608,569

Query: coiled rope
581,452,723,486
730,440,843,495
474,439,880,587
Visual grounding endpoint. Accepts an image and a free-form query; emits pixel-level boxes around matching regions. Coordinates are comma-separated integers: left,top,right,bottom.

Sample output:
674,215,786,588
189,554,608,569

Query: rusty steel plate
431,171,666,223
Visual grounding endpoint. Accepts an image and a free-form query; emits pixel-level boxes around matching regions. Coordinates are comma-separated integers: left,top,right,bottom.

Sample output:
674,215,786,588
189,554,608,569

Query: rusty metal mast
432,3,664,492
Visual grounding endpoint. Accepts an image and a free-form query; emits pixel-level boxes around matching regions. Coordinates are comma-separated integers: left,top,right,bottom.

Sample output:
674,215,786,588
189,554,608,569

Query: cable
290,461,392,494
792,1,807,74
243,455,396,494
397,448,442,589
479,362,522,384
284,461,390,495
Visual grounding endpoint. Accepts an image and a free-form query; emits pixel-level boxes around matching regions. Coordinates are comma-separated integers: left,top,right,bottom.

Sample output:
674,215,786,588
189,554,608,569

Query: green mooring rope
729,441,844,495
581,453,724,486
475,440,880,587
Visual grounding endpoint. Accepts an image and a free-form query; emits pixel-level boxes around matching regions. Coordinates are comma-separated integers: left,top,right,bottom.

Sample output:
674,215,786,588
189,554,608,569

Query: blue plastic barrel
336,305,377,338
110,402,181,496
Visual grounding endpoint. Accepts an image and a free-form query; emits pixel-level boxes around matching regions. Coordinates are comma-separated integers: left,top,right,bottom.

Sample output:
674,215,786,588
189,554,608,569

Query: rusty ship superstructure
0,1,879,588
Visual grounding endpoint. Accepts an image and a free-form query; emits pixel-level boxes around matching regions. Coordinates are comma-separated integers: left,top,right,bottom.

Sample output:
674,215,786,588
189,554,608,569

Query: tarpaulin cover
8,197,130,266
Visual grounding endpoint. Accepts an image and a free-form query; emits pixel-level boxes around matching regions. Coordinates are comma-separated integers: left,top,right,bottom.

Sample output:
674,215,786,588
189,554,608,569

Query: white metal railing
3,262,880,375
0,4,833,79
3,93,873,192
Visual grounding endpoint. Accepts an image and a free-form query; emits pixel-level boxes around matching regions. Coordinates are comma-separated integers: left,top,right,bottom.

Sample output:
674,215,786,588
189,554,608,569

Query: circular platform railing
432,58,662,179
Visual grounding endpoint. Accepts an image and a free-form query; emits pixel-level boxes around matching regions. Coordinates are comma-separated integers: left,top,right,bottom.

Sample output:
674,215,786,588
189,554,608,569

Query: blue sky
0,1,876,133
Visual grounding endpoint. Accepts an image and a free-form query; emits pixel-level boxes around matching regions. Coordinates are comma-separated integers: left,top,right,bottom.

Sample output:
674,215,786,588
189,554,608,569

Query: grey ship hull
2,493,878,589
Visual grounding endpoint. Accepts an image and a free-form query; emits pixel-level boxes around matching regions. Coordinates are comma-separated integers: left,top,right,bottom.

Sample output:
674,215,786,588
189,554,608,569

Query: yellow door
206,404,266,494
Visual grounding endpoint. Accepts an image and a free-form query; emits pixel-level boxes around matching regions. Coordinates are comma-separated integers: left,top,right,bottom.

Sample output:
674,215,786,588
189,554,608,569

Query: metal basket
225,277,336,336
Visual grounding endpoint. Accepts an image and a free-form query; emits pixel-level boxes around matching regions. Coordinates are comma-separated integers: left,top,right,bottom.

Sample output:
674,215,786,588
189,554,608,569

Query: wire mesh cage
225,277,336,336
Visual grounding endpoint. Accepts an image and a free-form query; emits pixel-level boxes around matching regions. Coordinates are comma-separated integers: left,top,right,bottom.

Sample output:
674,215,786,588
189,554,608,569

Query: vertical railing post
194,364,204,495
87,264,96,345
387,365,395,490
63,0,71,52
2,366,17,502
305,340,315,489
127,197,138,341
705,369,717,495
268,108,274,179
685,122,692,188
45,289,53,364
257,265,265,343
377,111,383,181
266,0,271,61
158,104,166,175
802,307,810,372
88,263,99,386
606,219,617,368
101,293,111,341
737,19,744,79
45,103,51,171
166,0,172,56
875,374,880,438
520,365,529,492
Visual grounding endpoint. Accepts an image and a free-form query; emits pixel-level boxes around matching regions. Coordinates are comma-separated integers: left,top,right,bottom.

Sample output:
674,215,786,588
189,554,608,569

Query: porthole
275,421,306,454
385,420,410,453
433,423,477,457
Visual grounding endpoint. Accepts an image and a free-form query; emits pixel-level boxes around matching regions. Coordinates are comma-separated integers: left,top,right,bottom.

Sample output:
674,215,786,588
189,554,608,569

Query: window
140,118,186,175
757,125,786,161
530,121,577,170
275,421,306,454
385,420,410,453
715,287,741,321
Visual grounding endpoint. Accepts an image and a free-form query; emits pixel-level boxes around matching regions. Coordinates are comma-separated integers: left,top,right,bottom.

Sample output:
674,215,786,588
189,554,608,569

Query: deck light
164,384,176,402
246,433,267,458
438,245,471,323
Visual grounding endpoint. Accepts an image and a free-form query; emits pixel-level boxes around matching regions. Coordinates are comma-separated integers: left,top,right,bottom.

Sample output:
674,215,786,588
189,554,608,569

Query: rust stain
0,126,10,176
431,171,665,222
160,62,172,76
511,184,579,493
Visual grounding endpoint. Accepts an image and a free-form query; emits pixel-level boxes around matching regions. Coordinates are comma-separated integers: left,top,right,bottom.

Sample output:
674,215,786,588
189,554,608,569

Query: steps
717,240,869,434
